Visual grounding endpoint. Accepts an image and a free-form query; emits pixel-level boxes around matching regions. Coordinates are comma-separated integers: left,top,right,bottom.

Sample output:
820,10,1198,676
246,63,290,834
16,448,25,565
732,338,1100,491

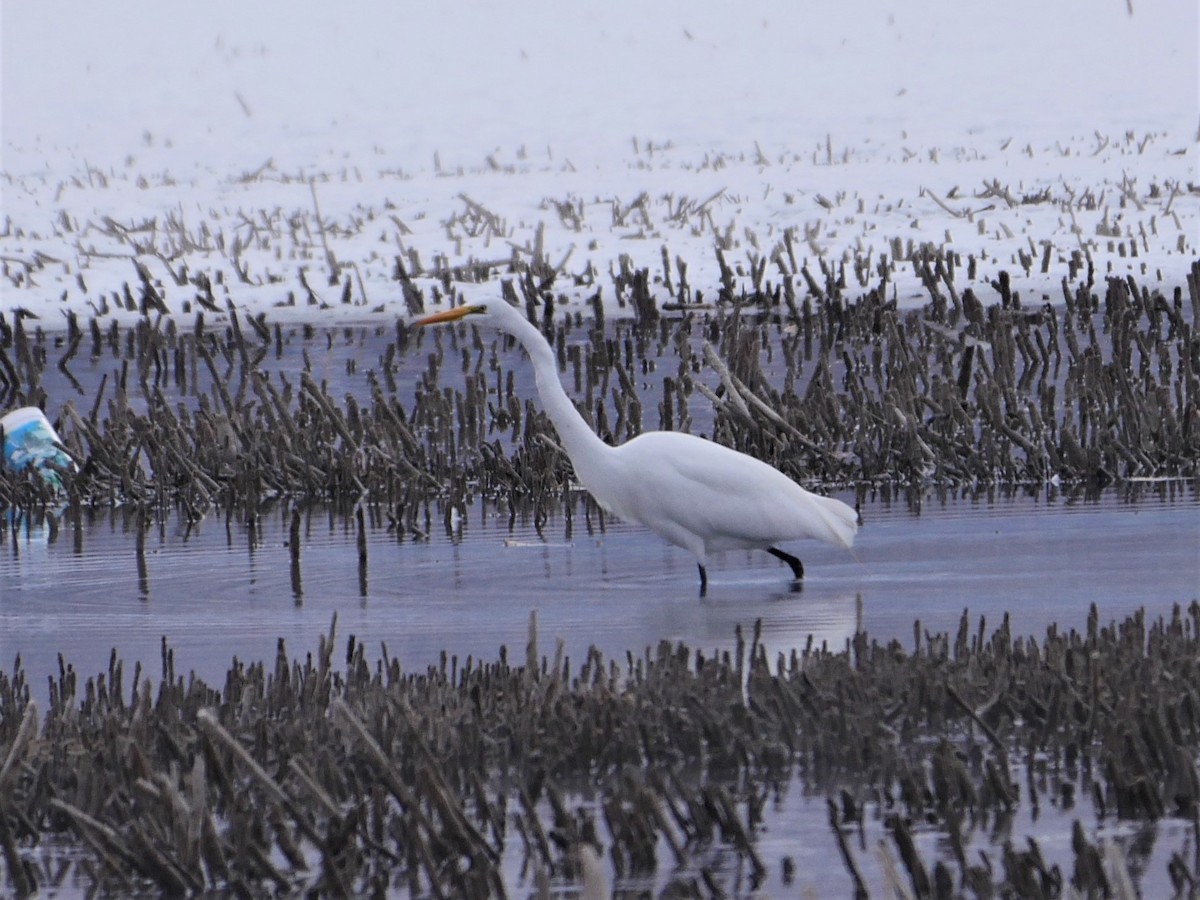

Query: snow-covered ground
2,0,1196,325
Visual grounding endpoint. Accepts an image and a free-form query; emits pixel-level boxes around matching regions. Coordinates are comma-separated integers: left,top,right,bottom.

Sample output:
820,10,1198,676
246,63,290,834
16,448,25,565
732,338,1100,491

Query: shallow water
2,486,1197,895
3,314,1199,895
9,487,1200,897
3,485,1196,709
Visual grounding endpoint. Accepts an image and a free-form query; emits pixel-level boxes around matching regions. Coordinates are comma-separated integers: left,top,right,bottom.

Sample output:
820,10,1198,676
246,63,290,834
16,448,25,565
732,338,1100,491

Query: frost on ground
2,129,1196,328
1,0,1196,326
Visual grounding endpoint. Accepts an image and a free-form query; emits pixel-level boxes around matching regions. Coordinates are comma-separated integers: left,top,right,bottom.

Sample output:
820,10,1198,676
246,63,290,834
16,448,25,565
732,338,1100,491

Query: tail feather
811,493,858,549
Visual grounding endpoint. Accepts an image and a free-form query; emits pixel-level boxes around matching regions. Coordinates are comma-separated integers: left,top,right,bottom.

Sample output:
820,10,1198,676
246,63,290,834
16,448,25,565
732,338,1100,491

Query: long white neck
499,309,614,483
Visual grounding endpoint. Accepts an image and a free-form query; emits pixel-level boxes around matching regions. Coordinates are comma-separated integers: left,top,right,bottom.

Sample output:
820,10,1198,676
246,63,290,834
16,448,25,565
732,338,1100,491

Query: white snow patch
2,0,1196,326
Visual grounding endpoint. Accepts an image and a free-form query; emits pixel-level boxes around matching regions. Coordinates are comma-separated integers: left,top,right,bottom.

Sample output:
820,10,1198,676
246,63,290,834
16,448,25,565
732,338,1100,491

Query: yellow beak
412,305,483,327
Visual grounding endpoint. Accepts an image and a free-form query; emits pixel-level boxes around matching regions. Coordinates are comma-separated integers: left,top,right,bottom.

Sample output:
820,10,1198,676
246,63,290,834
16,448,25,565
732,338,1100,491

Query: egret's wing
611,433,856,551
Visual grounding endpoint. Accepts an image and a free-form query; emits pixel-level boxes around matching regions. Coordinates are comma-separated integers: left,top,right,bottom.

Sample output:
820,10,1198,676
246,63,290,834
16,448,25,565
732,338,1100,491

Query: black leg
698,563,708,596
767,547,804,580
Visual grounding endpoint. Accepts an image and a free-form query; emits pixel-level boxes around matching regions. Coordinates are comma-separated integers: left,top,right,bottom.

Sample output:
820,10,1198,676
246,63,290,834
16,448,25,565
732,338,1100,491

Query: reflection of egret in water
693,590,863,676
484,529,867,686
597,578,864,676
518,586,863,694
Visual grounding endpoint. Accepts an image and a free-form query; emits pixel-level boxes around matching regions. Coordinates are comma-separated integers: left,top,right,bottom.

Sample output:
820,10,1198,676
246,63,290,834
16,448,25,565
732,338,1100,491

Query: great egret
413,297,858,592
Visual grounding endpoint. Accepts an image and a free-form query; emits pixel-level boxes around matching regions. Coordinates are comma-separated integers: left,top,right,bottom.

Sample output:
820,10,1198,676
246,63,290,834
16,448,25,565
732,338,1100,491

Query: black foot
698,563,708,596
767,547,804,580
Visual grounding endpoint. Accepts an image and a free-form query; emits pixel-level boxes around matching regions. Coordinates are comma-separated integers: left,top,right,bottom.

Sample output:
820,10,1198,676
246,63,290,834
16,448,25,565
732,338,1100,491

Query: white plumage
414,297,857,592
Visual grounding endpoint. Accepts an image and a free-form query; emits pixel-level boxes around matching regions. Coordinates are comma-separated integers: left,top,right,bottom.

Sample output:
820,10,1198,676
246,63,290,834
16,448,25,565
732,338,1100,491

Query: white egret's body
414,298,857,591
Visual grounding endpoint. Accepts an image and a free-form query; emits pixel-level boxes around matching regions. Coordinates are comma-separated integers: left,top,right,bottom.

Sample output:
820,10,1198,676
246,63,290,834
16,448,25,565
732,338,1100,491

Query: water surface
3,485,1195,708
